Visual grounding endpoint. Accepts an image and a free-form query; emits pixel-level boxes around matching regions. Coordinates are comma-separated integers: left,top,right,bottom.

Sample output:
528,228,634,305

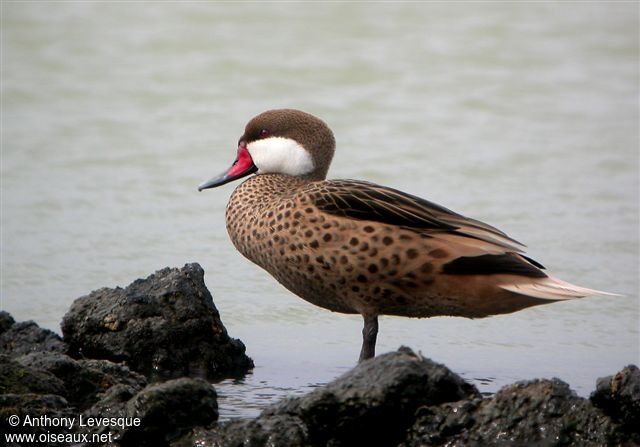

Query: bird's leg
358,314,379,362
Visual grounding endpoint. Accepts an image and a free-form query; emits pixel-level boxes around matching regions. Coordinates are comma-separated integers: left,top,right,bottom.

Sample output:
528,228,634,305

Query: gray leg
358,315,379,362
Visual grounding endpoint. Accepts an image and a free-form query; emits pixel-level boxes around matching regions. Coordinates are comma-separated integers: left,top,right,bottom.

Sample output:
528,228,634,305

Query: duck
198,108,611,362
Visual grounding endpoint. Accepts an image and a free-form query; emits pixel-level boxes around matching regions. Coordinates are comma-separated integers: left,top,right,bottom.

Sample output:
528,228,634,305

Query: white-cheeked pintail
199,109,612,362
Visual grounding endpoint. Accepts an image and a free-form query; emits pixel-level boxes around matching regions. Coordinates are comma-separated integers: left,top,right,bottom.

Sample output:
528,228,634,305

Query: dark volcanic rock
200,350,636,447
192,414,308,447
0,354,65,396
61,263,253,380
405,378,617,447
286,346,479,446
591,365,640,443
17,351,147,411
0,271,229,446
0,394,75,445
82,378,218,447
200,348,479,447
0,311,15,334
0,377,217,447
0,320,67,356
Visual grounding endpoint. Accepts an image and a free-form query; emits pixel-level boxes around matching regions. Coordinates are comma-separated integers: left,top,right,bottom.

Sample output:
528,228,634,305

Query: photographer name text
20,414,141,430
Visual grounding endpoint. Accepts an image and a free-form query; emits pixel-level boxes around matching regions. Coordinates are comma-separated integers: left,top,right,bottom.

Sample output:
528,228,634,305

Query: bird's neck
236,174,310,200
226,174,310,231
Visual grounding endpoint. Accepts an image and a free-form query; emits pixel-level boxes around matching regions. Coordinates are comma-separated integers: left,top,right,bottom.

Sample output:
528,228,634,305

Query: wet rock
17,351,147,411
82,378,218,447
0,311,15,334
201,350,636,447
61,263,253,380
288,346,479,446
0,320,67,356
191,414,308,447
78,383,140,442
201,348,479,447
404,378,617,447
0,394,75,445
0,354,65,396
591,365,640,443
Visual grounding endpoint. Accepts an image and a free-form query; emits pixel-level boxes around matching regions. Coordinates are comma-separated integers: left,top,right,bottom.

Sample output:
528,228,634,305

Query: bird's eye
259,129,270,138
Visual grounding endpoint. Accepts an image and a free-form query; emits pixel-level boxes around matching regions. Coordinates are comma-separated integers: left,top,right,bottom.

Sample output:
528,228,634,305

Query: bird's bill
198,145,257,191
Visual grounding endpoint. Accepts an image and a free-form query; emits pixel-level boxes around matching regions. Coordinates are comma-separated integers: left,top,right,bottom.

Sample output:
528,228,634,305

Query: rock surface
0,311,15,334
61,263,253,380
194,349,639,447
0,320,67,356
404,378,617,446
0,394,75,444
17,351,147,410
81,378,218,447
0,325,219,447
196,348,480,447
1,264,249,447
591,364,640,444
0,354,66,396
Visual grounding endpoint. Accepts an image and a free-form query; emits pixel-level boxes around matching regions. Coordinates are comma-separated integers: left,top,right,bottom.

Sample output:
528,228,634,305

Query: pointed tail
499,275,620,301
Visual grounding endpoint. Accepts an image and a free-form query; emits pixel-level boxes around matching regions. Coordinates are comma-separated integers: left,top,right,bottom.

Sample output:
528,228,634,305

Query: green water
2,2,638,419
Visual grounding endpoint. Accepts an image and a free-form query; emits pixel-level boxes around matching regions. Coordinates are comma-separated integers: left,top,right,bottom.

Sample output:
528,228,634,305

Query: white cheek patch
247,136,314,176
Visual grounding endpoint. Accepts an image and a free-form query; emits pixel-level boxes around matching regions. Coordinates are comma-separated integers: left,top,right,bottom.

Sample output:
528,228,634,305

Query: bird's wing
308,179,526,253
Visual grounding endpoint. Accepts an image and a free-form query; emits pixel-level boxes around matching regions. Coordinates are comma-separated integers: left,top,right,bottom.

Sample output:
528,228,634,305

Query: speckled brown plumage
226,174,550,321
200,108,610,361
